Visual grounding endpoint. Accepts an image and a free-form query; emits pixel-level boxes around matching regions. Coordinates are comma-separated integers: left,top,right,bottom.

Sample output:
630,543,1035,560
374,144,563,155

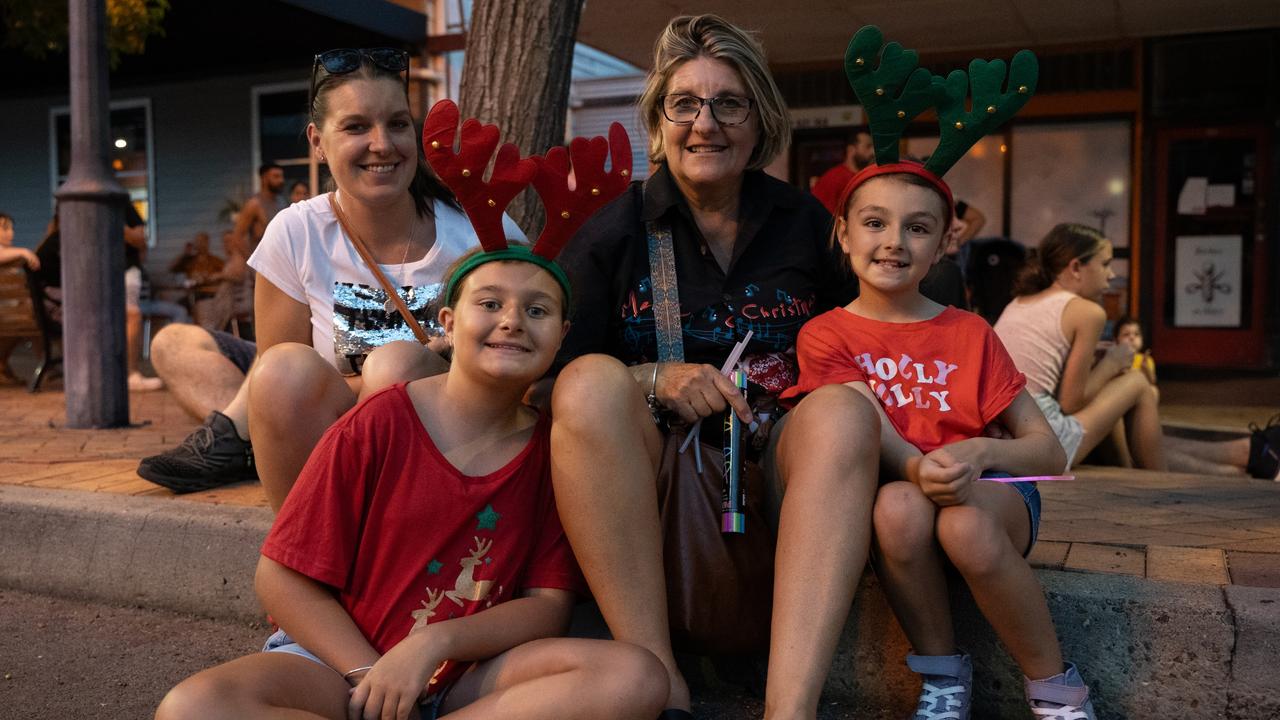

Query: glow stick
980,475,1075,483
721,369,747,534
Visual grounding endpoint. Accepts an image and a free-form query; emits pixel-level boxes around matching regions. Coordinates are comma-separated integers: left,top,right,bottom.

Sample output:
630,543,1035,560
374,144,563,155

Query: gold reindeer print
444,536,495,606
410,588,446,630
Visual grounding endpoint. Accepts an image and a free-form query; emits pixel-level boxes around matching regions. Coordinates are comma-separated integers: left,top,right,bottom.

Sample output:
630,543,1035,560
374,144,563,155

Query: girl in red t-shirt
782,165,1096,719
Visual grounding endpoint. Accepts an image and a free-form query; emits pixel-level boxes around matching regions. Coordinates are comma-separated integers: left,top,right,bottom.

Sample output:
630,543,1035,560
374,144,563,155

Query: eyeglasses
309,48,410,112
659,94,755,127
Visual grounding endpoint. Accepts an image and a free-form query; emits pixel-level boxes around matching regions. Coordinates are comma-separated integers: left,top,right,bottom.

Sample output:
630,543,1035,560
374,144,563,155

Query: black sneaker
137,411,256,493
1247,414,1280,481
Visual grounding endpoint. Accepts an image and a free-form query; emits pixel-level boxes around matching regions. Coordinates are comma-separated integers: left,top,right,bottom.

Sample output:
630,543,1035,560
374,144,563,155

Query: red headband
834,161,955,220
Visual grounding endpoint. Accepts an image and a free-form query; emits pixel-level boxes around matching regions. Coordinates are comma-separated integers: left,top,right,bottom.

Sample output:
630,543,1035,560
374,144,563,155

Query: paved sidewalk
4,374,1278,585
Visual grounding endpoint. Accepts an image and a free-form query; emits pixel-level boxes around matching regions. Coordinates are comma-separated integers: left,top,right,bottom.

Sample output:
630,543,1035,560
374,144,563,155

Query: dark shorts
210,329,256,375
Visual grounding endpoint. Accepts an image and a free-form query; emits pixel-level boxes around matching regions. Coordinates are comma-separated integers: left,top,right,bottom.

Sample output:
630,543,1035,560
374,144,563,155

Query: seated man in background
0,212,40,383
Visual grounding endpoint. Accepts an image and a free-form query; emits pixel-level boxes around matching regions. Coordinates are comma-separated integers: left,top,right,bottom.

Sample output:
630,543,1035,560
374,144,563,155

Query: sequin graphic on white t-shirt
332,281,444,375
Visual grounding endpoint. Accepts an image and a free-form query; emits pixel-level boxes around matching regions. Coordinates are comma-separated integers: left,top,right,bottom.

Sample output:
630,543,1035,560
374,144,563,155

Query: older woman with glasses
551,15,881,719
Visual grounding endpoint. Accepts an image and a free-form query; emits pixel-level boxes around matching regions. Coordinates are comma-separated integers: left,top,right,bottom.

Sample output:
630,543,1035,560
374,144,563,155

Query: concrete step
2,483,1277,719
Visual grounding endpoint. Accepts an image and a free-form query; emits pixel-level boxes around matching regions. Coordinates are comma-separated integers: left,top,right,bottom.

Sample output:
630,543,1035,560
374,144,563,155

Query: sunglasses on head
309,48,410,112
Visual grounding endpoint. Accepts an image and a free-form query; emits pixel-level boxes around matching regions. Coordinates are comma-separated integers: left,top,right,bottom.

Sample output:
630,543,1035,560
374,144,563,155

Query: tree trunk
459,0,585,234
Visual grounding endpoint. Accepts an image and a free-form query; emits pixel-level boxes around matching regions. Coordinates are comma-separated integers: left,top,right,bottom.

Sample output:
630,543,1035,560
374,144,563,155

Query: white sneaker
1025,663,1096,720
128,372,164,392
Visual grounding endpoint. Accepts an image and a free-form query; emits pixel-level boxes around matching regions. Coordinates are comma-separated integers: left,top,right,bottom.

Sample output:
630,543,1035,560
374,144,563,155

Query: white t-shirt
248,193,524,375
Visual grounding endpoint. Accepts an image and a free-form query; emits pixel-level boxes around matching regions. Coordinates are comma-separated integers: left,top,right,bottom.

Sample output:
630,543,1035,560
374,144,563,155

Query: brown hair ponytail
1013,223,1107,296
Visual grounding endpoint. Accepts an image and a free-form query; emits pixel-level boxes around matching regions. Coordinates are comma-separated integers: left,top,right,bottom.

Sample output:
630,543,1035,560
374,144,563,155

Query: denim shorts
983,472,1041,555
262,629,452,719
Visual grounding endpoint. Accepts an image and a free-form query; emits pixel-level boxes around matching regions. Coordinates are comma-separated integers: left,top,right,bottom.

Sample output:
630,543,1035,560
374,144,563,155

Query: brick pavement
2,371,1278,586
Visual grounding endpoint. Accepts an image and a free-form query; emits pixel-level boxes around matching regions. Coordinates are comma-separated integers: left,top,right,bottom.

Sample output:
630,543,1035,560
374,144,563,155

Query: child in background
1113,315,1155,385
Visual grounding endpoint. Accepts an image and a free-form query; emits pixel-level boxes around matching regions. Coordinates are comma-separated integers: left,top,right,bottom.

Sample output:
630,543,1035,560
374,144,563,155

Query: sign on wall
1174,235,1242,328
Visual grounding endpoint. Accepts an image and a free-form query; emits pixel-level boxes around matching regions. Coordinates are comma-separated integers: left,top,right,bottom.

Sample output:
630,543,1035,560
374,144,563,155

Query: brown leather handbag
645,218,775,655
657,434,775,654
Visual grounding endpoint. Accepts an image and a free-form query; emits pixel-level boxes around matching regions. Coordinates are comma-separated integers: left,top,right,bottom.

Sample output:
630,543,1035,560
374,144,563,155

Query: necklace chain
333,191,417,313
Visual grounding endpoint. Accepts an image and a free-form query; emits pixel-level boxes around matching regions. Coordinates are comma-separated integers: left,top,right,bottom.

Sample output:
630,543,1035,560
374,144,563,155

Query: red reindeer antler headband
423,99,632,305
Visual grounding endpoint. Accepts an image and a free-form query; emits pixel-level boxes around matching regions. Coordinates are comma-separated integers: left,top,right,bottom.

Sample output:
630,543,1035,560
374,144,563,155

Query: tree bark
459,0,585,234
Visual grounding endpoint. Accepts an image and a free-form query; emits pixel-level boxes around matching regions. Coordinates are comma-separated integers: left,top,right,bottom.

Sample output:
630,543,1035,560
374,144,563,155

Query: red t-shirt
780,307,1025,453
811,164,856,216
262,384,584,689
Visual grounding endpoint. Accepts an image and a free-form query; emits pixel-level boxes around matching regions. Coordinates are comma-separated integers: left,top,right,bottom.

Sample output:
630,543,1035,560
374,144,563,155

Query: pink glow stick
980,475,1075,483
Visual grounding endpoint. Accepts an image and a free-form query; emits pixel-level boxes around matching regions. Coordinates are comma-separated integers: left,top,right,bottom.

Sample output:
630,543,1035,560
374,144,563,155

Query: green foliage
1,0,170,68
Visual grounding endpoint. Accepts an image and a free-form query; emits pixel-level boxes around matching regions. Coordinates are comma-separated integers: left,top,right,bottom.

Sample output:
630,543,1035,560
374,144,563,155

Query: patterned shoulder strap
644,219,685,363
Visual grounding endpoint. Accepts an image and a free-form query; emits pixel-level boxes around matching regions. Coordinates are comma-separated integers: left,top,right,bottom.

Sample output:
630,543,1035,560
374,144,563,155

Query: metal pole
56,0,129,428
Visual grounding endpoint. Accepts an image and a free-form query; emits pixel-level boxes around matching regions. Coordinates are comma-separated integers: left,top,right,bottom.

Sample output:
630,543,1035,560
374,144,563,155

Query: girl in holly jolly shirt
780,165,1097,719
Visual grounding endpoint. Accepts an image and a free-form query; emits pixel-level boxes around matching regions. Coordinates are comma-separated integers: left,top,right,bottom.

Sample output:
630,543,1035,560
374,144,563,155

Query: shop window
252,83,326,195
51,100,155,241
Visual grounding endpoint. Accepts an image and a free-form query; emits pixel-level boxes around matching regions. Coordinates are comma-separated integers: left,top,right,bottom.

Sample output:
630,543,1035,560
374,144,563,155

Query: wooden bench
0,265,61,391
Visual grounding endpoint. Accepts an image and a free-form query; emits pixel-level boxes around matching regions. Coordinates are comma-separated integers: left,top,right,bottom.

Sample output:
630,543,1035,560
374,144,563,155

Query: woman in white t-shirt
244,50,522,510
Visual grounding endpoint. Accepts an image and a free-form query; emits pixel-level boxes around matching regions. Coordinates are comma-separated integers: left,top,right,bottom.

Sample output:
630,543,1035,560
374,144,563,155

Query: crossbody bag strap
644,219,685,363
329,192,431,345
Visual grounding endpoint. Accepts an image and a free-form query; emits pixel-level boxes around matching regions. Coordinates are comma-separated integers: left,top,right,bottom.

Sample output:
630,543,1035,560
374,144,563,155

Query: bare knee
582,642,668,719
156,672,239,720
249,343,333,405
873,482,936,560
551,354,646,428
151,323,214,362
783,384,880,461
361,340,443,393
935,505,1009,578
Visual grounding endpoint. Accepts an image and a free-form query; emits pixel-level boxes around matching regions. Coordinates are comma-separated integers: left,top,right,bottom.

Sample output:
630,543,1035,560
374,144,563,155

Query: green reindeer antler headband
836,25,1040,212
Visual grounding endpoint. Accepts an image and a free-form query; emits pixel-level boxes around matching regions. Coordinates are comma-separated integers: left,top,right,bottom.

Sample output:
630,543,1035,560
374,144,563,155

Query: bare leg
1165,446,1246,476
248,343,358,512
765,385,880,720
156,652,351,720
870,482,952,655
442,638,667,720
1164,435,1249,468
126,305,143,374
549,355,684,710
151,324,247,421
936,483,1061,680
1072,372,1166,470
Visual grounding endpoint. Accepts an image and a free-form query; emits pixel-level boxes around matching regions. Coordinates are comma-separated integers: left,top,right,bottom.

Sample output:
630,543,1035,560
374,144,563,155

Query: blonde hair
638,14,790,170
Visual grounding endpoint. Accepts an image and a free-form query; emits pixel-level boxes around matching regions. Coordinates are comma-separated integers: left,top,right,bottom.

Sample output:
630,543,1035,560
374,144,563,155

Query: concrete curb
3,484,1278,719
0,485,270,622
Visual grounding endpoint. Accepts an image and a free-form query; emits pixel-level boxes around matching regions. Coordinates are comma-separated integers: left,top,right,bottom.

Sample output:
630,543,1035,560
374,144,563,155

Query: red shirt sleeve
780,312,868,407
261,415,375,590
978,323,1027,424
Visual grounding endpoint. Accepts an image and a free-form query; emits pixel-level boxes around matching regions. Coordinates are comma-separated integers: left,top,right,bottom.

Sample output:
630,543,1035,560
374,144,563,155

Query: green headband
443,245,573,309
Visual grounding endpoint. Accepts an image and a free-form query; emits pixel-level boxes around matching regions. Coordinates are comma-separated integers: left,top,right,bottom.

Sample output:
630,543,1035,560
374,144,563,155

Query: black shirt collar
640,162,801,223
